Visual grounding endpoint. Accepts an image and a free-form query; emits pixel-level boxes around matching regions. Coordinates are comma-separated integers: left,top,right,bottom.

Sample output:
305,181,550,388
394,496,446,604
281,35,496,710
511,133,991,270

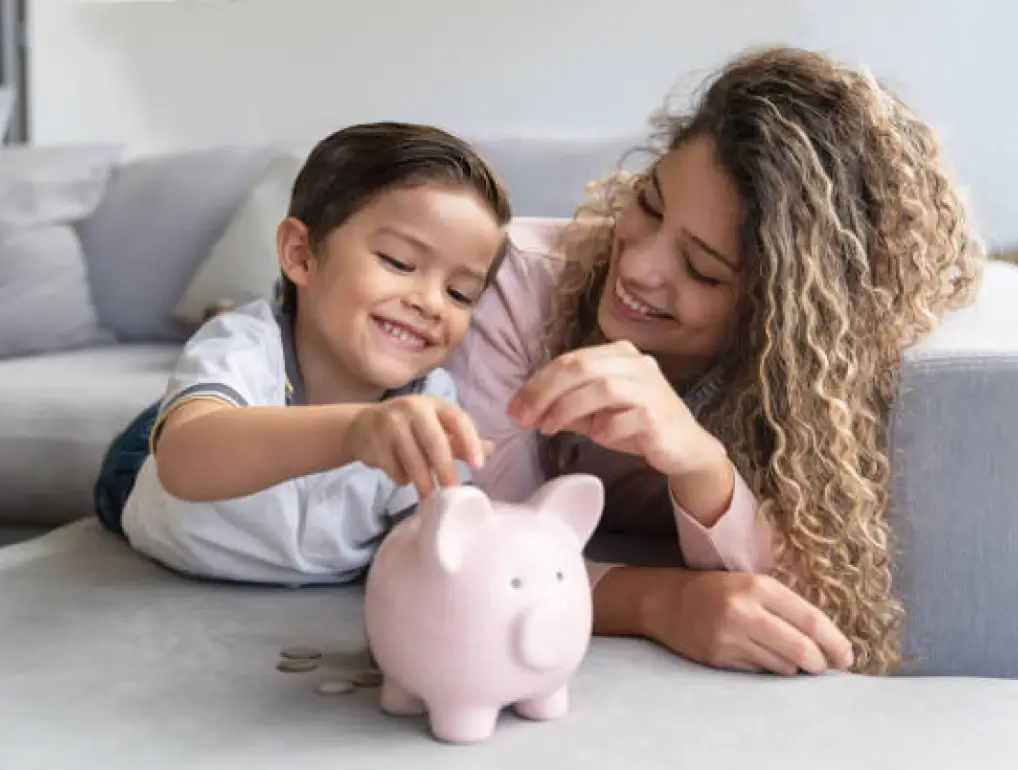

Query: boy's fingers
412,412,459,489
393,430,434,499
437,405,486,470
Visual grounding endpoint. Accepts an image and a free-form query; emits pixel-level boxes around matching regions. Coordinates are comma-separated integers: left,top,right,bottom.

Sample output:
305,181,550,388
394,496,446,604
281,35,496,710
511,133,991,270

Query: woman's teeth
616,278,664,317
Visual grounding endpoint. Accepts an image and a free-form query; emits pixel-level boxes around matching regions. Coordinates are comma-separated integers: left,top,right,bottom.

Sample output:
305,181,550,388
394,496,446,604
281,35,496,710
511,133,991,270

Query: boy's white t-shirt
121,299,469,586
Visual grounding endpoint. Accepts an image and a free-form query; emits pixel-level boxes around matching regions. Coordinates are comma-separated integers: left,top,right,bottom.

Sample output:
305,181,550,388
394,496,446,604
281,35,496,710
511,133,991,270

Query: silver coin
276,657,319,674
315,678,356,696
351,669,383,688
280,645,323,661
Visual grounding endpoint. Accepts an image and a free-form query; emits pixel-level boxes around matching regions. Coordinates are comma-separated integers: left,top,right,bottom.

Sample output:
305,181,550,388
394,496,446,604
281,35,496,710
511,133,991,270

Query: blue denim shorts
93,401,160,537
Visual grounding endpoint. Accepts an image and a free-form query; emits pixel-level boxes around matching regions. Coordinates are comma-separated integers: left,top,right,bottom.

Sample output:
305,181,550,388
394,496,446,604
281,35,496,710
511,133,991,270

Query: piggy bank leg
514,686,569,721
380,678,426,717
428,704,500,744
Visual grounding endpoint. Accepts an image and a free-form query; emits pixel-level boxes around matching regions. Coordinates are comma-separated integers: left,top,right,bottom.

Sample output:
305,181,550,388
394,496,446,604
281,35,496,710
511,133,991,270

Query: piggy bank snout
515,598,590,673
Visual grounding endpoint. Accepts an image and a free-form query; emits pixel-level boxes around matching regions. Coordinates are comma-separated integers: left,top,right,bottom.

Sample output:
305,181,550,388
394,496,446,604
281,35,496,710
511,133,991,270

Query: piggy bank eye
511,577,523,589
556,571,564,582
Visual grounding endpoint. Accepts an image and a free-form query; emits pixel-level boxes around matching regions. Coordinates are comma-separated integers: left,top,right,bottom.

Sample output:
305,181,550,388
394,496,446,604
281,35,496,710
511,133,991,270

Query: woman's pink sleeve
444,243,547,506
670,472,773,573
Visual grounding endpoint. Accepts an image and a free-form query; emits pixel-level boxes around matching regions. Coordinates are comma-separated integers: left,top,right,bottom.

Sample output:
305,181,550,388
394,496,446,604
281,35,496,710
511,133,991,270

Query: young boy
100,122,512,585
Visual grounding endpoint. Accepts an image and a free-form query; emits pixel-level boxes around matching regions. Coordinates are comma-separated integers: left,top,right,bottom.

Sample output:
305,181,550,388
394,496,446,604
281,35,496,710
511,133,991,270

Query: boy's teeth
381,321,425,346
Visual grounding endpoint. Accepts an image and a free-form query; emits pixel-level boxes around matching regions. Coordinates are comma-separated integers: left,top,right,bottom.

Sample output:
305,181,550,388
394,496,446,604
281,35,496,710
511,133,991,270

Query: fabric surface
0,344,179,525
0,144,120,358
0,86,12,139
173,154,303,326
1,520,1016,770
0,143,120,230
78,146,283,343
93,401,160,537
0,226,115,358
891,260,1018,676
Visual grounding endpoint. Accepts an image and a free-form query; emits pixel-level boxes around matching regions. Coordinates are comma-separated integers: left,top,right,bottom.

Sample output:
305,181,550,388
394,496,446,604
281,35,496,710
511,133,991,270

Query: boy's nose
406,283,445,319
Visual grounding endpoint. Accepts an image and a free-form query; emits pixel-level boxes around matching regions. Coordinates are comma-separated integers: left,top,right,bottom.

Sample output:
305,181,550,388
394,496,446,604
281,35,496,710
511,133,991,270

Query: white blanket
1,520,1016,770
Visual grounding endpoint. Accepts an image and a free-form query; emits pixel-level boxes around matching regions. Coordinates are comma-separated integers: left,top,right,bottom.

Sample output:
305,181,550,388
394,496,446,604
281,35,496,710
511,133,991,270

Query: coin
351,669,383,688
280,645,323,661
315,678,356,696
276,657,319,674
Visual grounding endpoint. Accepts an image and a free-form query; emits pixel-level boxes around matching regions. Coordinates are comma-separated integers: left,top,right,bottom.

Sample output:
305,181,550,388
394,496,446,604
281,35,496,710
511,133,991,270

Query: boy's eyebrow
378,226,488,283
377,226,436,254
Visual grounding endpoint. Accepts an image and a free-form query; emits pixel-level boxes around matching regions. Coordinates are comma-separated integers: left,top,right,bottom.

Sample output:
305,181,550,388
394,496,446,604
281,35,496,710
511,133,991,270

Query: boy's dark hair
277,122,513,314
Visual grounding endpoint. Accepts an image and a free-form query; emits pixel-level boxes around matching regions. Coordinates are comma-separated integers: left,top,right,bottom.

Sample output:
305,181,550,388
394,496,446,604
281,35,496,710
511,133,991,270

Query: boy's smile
371,315,436,353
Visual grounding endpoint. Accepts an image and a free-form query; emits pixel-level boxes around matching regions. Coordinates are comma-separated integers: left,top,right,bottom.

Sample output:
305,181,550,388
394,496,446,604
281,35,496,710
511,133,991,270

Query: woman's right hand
643,569,855,676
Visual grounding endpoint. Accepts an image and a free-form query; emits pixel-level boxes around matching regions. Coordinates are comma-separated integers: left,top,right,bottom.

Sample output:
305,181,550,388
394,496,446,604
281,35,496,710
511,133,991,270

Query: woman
444,46,984,676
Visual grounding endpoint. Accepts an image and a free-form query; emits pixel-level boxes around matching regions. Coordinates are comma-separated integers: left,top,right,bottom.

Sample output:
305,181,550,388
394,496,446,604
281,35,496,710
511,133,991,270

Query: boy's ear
277,217,314,288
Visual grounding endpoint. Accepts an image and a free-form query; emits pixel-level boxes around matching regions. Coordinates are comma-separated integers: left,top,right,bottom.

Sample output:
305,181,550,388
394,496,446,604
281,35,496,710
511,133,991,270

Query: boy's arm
149,304,370,502
154,400,368,502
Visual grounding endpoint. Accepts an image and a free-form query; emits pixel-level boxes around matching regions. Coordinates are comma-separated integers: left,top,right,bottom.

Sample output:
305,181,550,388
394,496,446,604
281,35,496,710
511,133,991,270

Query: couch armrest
891,261,1018,676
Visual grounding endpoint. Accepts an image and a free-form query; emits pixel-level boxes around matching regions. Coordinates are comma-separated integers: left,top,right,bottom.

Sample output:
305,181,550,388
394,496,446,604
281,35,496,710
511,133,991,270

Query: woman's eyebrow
684,230,738,271
652,166,738,271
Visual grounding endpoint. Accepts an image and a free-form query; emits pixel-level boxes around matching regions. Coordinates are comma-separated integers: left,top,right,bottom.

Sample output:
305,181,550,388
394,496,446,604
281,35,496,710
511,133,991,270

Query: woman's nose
617,234,671,287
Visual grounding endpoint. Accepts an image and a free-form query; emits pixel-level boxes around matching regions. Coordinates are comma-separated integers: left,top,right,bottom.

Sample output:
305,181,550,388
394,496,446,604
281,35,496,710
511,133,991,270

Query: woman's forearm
667,432,735,528
592,564,694,640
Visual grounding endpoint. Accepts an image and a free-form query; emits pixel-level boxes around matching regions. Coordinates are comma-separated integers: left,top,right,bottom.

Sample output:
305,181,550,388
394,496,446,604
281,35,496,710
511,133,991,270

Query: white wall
26,0,1018,247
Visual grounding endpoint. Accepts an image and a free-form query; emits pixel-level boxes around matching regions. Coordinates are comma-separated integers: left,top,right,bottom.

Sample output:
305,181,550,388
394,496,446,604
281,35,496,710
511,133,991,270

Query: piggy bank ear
416,485,492,574
525,473,604,547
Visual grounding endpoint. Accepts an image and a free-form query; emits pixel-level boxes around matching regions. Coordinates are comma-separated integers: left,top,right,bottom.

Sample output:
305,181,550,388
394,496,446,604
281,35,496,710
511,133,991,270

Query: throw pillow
0,87,12,141
0,144,121,359
172,153,303,327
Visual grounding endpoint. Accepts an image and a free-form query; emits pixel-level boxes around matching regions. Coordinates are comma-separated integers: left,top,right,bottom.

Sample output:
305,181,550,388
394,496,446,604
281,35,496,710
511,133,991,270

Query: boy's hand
347,396,492,499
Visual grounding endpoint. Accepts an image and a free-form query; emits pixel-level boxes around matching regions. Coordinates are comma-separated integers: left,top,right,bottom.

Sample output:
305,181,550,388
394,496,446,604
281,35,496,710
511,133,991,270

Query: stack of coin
274,644,385,697
276,645,322,673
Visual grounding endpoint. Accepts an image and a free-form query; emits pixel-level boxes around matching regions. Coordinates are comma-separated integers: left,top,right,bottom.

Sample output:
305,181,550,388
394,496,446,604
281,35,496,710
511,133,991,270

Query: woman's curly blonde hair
542,46,985,674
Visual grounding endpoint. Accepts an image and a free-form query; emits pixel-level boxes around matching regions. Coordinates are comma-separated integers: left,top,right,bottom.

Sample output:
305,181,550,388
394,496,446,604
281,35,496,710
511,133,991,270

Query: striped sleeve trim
148,383,248,454
166,383,248,411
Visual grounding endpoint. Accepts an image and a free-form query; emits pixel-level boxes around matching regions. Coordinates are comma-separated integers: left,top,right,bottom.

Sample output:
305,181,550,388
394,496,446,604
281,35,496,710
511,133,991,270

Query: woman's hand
348,395,492,500
508,340,715,478
640,568,855,676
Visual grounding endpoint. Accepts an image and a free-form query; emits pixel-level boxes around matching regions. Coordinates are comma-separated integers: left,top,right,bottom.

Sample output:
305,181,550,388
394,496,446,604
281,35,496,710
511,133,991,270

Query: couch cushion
1,520,1016,770
79,147,284,343
172,153,303,327
470,136,645,218
0,86,12,139
0,144,120,359
891,260,1018,676
0,345,179,525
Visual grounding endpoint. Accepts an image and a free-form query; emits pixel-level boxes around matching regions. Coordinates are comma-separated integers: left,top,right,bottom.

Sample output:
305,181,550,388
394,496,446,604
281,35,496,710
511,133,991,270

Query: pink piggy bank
363,473,605,744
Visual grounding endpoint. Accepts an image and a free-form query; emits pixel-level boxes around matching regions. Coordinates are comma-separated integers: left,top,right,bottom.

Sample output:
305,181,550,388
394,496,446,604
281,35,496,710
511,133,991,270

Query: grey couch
2,140,1017,769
